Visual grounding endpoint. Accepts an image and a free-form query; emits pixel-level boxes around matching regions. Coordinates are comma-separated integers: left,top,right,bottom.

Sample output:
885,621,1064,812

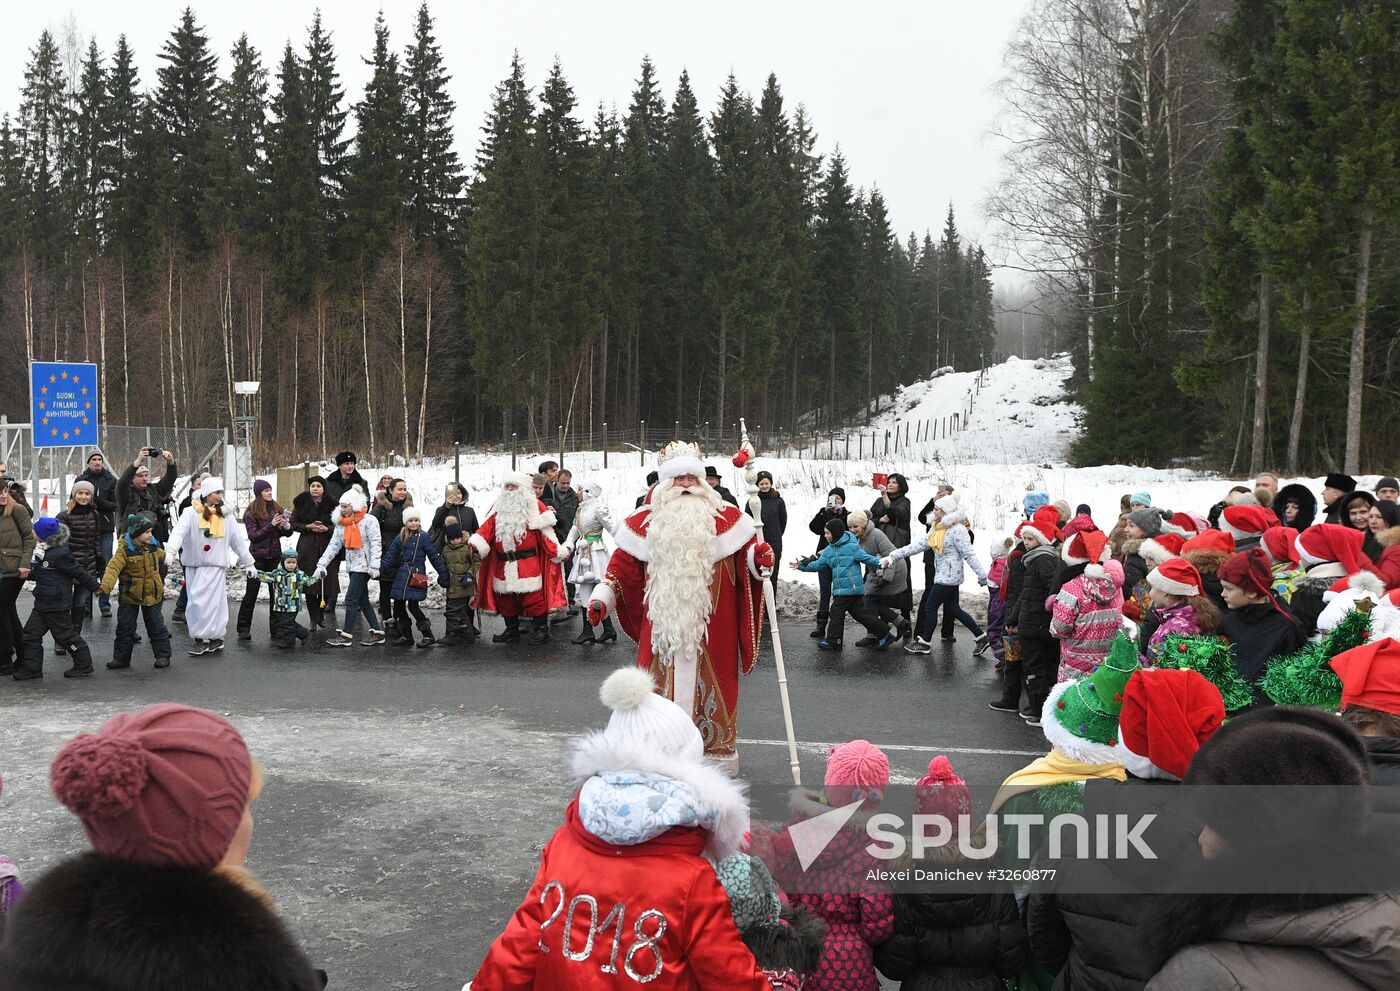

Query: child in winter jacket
986,538,1012,663
1140,558,1220,665
97,513,172,669
873,757,1027,991
1261,526,1305,601
250,549,318,649
468,668,772,991
767,740,896,991
1218,549,1306,708
795,518,896,652
12,518,101,680
1008,513,1063,722
314,489,384,647
884,497,990,654
1050,529,1121,681
440,521,478,643
714,853,826,991
380,507,448,648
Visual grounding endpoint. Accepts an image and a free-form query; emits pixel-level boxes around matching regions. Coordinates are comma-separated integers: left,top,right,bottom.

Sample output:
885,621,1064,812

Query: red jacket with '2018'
467,798,771,991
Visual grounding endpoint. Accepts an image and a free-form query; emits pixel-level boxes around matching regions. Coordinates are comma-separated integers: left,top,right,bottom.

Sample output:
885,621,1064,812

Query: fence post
674,419,680,441
639,420,646,465
845,435,850,460
603,422,609,469
511,433,517,471
558,425,565,471
703,421,710,450
884,430,890,457
453,442,461,483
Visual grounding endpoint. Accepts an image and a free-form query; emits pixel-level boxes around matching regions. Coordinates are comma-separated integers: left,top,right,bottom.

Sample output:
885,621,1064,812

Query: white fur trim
570,735,749,860
657,454,705,481
1039,681,1125,767
1085,564,1106,579
714,512,757,561
468,533,489,558
1139,538,1178,567
1118,743,1180,781
1061,541,1087,566
600,667,658,710
589,582,617,616
1348,571,1386,598
504,470,532,489
494,568,542,594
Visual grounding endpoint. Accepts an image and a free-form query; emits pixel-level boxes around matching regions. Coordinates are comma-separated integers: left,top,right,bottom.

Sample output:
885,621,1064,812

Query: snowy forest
992,0,1400,474
0,5,997,461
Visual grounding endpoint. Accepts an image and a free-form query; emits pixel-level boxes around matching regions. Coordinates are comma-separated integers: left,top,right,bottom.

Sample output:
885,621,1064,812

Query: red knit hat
49,704,254,870
1330,639,1400,716
1221,504,1278,542
1183,529,1235,558
912,755,973,827
1147,557,1203,598
1218,547,1274,599
1118,669,1225,780
1297,523,1366,575
1261,526,1300,566
1062,528,1109,575
825,739,889,809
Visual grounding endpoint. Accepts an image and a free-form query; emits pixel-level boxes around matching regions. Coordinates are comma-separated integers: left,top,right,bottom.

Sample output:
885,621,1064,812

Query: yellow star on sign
82,417,89,424
37,401,43,409
41,417,48,425
63,432,70,440
81,386,88,394
40,386,46,395
50,428,58,436
84,402,91,409
49,374,56,382
61,370,68,379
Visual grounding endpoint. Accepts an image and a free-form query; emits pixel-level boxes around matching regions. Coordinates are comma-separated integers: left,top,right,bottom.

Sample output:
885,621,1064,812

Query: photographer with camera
117,448,178,543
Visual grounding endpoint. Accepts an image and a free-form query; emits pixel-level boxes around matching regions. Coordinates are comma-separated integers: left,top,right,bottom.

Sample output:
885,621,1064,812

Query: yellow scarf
989,749,1125,814
926,523,949,553
193,497,226,539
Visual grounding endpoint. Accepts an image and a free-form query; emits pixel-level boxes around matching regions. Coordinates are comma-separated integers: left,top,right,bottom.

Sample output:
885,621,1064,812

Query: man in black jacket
12,518,101,680
116,449,178,543
323,451,369,505
705,465,739,507
77,451,120,616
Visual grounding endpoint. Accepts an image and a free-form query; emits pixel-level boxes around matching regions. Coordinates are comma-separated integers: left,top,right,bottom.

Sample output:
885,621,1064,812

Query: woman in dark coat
236,480,291,640
871,473,915,628
750,471,788,601
1275,482,1317,532
57,481,105,646
290,476,336,629
372,478,412,631
429,482,479,551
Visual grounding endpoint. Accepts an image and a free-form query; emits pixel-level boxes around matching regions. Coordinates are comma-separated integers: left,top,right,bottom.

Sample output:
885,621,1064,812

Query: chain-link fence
0,418,226,508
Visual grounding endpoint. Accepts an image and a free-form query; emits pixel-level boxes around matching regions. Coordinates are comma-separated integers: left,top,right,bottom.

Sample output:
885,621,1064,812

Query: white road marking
740,737,1044,758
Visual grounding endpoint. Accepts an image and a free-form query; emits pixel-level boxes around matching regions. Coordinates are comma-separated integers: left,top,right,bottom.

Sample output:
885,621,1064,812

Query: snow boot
493,616,522,644
416,619,436,648
62,643,95,678
598,617,618,644
989,662,1023,713
810,613,829,640
572,615,596,645
817,639,843,651
528,615,550,645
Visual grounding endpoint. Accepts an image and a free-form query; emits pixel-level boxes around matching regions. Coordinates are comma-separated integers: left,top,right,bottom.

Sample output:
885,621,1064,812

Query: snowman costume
166,477,254,644
562,481,618,643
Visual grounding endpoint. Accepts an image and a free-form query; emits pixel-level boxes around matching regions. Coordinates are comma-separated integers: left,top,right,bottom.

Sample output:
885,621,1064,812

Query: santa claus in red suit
470,471,568,644
588,442,775,770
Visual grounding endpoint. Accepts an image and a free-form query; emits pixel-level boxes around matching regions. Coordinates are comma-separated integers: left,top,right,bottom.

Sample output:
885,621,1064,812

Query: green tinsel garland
1036,781,1085,818
1259,608,1371,709
1156,633,1256,712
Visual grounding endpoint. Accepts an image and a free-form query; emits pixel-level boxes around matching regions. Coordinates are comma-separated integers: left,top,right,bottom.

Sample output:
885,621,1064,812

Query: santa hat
1261,526,1300,566
1141,533,1186,567
503,470,533,490
1148,558,1203,598
912,755,972,826
1023,515,1059,546
1062,528,1110,577
825,740,889,809
198,476,224,499
1330,639,1400,717
338,488,367,513
657,440,705,482
1170,511,1201,534
1183,529,1235,559
1041,631,1141,765
1314,571,1387,634
1221,504,1277,543
1118,669,1226,781
1296,524,1367,575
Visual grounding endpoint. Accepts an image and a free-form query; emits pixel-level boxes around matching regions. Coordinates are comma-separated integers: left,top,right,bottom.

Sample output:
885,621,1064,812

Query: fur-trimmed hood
0,852,323,991
740,903,826,978
1376,525,1400,549
1183,548,1230,576
37,521,71,548
570,734,748,860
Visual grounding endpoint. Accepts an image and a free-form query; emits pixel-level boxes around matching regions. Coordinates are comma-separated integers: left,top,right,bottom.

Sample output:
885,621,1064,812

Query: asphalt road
0,597,1046,990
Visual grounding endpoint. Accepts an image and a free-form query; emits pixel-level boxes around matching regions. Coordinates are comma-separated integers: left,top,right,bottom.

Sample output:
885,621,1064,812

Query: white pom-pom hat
597,667,703,762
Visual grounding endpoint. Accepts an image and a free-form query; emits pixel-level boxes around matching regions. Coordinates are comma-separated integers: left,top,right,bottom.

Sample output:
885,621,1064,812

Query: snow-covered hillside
865,353,1080,466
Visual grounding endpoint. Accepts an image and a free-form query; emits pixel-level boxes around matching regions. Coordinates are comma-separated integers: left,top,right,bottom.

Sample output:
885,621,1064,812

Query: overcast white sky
2,1,1029,279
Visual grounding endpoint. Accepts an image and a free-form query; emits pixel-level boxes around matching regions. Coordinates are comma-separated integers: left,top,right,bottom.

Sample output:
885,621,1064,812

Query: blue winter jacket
380,530,449,601
28,526,101,611
799,531,885,597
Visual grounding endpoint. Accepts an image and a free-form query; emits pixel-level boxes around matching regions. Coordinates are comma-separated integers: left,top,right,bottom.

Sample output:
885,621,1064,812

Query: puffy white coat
564,498,617,584
167,505,254,570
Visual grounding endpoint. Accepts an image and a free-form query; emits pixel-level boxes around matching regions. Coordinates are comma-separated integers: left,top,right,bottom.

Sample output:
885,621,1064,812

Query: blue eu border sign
30,361,99,449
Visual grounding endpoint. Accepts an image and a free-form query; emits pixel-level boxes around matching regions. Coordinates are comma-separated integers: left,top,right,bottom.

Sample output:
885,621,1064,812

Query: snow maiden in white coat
561,481,619,644
166,477,253,654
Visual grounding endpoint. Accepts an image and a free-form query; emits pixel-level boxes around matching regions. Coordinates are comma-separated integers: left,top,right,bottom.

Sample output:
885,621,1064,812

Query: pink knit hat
824,739,889,809
912,756,972,828
49,703,254,870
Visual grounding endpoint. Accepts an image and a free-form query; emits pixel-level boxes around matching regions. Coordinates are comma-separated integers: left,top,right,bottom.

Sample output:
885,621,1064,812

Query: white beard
493,488,532,549
645,481,722,665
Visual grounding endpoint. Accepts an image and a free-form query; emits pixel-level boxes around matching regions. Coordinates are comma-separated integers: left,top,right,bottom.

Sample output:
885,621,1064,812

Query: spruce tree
813,150,861,423
153,8,219,253
858,189,896,400
303,10,349,245
103,35,144,255
212,35,268,242
19,29,70,266
403,1,461,246
619,57,668,423
342,11,409,270
72,41,107,250
265,43,322,304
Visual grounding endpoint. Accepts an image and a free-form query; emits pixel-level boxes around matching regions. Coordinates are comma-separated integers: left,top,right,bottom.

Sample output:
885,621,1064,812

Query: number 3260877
538,880,670,983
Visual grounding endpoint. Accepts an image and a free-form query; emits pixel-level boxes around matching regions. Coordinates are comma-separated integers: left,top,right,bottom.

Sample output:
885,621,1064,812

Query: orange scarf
342,509,367,549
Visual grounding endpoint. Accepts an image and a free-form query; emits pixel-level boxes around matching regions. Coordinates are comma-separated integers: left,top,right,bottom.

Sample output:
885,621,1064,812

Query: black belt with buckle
500,549,537,562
